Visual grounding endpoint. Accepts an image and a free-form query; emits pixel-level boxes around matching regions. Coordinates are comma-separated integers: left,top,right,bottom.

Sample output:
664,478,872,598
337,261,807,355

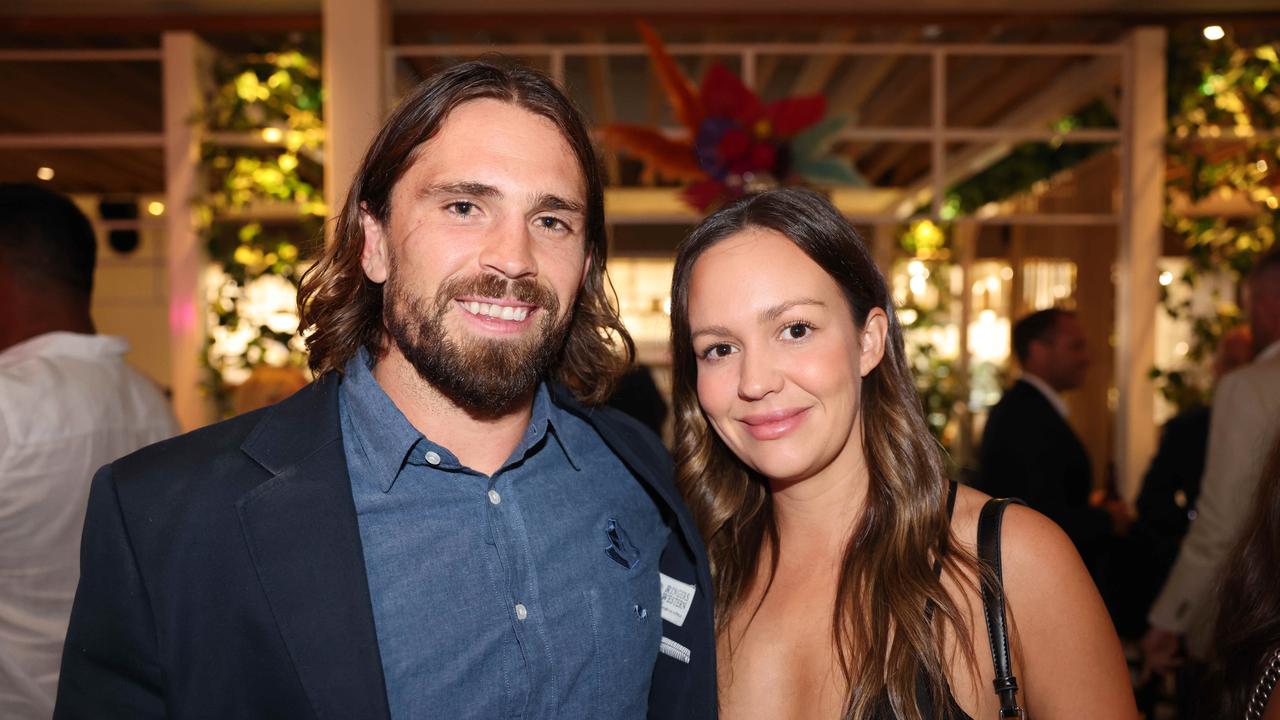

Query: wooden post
323,0,387,236
955,220,978,467
873,223,898,280
1115,27,1165,502
162,32,214,431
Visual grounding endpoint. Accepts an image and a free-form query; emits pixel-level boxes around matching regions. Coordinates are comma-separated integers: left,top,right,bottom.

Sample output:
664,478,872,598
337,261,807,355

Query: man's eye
537,216,569,232
447,201,475,216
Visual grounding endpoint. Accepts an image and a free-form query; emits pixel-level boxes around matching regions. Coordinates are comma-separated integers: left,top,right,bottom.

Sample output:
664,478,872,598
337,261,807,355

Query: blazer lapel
236,377,391,720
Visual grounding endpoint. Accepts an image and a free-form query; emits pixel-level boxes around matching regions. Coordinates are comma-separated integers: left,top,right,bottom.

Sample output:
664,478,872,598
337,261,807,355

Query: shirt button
514,603,528,621
424,451,441,466
487,489,501,505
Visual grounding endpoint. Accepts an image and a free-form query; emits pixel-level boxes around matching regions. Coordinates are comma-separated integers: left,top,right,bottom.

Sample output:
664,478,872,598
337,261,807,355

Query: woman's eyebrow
690,325,733,342
760,298,825,323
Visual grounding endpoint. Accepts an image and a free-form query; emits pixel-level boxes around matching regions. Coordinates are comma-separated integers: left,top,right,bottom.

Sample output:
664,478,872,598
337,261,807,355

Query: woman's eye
782,322,812,340
699,343,735,361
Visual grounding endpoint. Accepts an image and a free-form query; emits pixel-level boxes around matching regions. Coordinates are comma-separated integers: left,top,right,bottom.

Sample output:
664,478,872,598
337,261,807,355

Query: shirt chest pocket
579,518,663,717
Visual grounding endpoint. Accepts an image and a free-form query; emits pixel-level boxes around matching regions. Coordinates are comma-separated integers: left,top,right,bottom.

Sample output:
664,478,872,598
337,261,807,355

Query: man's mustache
436,273,557,311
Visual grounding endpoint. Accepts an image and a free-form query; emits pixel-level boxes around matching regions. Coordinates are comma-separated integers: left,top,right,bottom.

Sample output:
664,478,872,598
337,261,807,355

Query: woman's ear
359,204,389,284
859,307,889,378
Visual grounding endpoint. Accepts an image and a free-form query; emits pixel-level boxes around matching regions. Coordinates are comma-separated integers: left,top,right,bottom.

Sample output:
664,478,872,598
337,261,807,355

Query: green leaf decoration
790,115,849,163
793,156,866,186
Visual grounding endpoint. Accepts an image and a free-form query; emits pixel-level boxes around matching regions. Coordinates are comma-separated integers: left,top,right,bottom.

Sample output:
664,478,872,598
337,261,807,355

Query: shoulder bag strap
1247,647,1280,720
978,497,1028,719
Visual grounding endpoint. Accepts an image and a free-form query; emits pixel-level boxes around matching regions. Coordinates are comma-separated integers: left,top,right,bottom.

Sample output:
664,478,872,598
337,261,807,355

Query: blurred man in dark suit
976,308,1128,581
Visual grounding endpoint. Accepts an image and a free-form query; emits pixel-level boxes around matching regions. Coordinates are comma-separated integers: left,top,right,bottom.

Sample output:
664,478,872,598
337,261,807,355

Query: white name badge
660,572,696,627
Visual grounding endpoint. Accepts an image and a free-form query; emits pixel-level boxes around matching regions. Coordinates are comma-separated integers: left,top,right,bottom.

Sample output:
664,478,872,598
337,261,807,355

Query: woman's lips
739,407,810,441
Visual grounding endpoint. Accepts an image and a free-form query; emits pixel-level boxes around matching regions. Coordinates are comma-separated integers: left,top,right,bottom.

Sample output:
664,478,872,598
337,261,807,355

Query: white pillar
162,32,214,431
1115,27,1165,501
323,0,387,231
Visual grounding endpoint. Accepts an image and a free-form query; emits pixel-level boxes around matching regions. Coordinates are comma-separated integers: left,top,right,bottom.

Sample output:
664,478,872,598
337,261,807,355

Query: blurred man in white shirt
0,183,178,719
1143,248,1280,679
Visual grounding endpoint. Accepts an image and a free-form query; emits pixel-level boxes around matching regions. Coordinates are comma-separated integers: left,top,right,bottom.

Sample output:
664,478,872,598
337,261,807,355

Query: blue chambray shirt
339,349,670,720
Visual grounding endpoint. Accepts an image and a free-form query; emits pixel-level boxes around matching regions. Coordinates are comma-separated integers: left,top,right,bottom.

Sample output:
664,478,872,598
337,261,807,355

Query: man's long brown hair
670,189,982,719
298,59,633,403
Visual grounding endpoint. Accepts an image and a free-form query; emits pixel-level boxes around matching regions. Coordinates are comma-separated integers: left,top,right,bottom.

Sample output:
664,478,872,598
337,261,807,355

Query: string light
1159,271,1174,286
147,201,165,216
1203,25,1225,41
36,166,54,181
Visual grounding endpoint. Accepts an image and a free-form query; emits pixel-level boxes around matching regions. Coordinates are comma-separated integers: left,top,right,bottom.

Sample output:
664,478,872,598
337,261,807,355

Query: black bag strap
978,497,1027,719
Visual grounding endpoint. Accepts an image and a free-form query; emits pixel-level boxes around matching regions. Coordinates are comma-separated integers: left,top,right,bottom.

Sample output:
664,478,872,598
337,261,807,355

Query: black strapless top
871,481,974,720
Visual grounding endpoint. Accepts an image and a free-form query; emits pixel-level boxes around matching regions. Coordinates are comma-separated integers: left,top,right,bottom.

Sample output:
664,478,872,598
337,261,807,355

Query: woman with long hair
1208,434,1280,719
669,188,1136,719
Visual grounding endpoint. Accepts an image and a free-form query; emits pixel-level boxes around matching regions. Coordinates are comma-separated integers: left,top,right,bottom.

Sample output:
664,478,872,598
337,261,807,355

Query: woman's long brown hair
297,59,632,404
670,188,982,719
1209,432,1280,718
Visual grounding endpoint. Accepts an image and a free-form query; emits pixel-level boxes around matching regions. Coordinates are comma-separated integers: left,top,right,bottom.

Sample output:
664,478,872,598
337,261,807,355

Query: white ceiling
5,0,1278,15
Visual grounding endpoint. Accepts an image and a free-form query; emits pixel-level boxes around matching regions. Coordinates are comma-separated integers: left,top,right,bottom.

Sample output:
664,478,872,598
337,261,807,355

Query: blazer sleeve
54,465,166,719
1148,370,1269,637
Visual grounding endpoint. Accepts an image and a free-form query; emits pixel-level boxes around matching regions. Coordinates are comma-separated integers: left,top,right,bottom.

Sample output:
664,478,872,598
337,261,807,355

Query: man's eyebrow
760,298,825,323
419,181,502,199
531,193,586,215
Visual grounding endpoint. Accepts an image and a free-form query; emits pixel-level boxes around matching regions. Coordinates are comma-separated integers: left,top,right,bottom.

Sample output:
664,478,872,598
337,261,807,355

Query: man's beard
383,271,573,417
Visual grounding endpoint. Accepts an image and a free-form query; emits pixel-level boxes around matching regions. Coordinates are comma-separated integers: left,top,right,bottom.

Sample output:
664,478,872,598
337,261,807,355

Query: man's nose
479,218,537,280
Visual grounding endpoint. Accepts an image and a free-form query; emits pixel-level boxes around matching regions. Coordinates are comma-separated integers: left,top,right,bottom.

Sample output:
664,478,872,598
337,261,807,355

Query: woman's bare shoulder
949,484,1137,718
947,484,1079,574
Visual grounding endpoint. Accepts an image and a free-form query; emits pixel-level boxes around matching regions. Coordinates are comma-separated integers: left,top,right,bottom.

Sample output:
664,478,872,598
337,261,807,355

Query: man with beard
54,61,715,720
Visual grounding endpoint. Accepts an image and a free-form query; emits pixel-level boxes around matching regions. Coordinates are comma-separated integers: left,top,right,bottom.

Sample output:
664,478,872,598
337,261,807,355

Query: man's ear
359,205,389,284
859,307,889,378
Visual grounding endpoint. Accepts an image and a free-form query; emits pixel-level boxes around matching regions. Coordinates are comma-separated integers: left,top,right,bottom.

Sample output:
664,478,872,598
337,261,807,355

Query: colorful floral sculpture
601,22,863,212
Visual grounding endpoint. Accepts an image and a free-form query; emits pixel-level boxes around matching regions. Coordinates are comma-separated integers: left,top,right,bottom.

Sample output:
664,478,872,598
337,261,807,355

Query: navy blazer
54,374,717,720
976,379,1112,556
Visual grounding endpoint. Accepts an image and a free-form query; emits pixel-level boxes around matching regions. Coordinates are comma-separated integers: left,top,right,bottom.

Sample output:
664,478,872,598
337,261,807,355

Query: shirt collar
0,331,128,366
1020,372,1069,418
340,348,578,493
340,349,423,493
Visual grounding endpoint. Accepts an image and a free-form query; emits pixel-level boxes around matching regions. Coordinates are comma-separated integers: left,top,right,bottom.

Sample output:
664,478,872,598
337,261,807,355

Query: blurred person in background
1119,326,1253,639
0,183,178,719
976,308,1129,585
1143,248,1280,697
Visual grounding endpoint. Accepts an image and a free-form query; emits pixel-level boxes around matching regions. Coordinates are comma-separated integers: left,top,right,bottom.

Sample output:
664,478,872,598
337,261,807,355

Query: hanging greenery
942,100,1117,218
1151,31,1279,409
893,220,965,448
199,48,326,416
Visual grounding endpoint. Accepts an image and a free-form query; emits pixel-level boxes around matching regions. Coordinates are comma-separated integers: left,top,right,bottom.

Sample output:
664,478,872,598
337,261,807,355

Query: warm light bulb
147,201,165,216
1203,25,1225,41
1159,271,1174,286
261,127,284,143
36,166,54,181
